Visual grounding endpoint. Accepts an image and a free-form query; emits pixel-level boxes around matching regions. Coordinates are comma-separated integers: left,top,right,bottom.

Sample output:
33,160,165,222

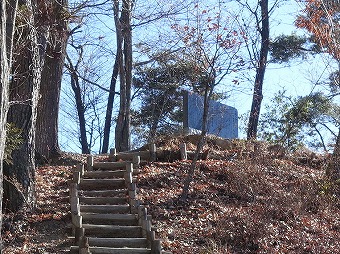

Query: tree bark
4,0,47,212
0,0,18,246
247,0,270,140
64,42,93,154
122,0,133,151
70,70,91,154
36,0,68,159
181,77,214,200
101,45,120,153
114,0,134,152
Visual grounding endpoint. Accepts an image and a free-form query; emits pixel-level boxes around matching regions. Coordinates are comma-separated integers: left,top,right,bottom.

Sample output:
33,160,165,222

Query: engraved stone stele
183,91,238,139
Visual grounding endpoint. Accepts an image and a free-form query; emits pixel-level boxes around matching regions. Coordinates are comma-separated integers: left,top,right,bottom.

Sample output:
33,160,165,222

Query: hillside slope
2,142,340,253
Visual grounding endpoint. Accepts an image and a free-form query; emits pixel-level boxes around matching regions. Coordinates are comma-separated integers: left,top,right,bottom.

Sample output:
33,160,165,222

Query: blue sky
59,0,339,153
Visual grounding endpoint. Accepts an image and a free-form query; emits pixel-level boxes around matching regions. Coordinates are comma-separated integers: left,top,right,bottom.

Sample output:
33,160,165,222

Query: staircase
69,150,164,254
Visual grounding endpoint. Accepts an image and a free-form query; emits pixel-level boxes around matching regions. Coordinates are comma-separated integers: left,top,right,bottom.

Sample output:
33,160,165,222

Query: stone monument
183,91,238,139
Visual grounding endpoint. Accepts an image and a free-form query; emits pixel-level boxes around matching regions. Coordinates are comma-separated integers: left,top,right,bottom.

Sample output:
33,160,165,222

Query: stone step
79,189,128,197
79,196,127,205
88,237,148,248
83,224,143,238
79,179,126,190
82,213,138,225
80,204,130,214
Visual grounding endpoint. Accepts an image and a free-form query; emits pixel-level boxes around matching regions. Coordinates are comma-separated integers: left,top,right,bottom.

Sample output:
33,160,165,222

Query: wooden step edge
88,237,147,241
79,190,128,197
92,161,128,170
69,246,79,253
83,172,140,179
79,196,128,205
83,170,126,178
88,246,151,253
88,237,148,248
82,215,138,226
82,213,138,219
82,224,143,238
82,224,142,229
80,204,130,209
78,179,126,191
80,179,126,184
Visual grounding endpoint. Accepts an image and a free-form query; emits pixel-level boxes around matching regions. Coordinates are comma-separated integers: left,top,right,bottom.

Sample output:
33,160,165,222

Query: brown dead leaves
2,145,339,253
137,157,340,253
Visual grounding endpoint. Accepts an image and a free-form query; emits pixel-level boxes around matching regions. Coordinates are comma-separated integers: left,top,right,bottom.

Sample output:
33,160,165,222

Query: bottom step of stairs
70,246,151,254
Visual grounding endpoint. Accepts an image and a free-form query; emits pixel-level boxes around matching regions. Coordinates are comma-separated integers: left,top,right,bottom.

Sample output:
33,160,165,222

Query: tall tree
113,0,134,152
132,58,209,143
64,49,91,154
4,0,48,212
101,0,122,153
0,0,18,243
296,0,340,179
101,50,119,153
245,0,270,140
61,1,115,154
36,0,69,160
258,91,337,151
59,1,191,153
167,1,244,199
101,0,191,153
296,0,340,180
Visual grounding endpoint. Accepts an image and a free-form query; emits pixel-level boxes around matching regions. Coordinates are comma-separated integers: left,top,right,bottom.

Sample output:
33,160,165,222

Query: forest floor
2,137,340,253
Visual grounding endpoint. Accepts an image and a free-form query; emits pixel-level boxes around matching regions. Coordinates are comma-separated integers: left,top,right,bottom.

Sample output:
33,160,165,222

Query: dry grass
137,152,340,253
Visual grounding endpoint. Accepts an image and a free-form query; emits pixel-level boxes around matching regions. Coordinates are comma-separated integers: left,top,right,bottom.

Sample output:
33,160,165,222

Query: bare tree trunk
4,0,47,212
69,74,90,154
122,0,133,151
247,0,270,140
70,70,91,154
0,0,18,248
114,0,134,152
64,46,91,154
101,55,119,153
181,78,214,200
113,0,125,152
36,42,65,159
36,0,68,159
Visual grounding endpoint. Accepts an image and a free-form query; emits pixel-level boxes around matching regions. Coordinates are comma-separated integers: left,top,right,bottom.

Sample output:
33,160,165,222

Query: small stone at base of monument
185,134,202,145
184,134,234,151
211,137,233,150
